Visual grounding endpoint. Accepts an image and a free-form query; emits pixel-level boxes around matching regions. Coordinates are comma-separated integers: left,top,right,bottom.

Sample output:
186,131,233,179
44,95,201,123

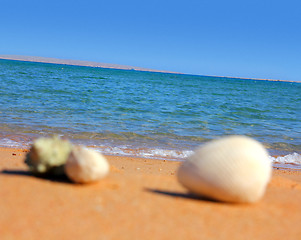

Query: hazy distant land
0,55,179,74
0,55,298,83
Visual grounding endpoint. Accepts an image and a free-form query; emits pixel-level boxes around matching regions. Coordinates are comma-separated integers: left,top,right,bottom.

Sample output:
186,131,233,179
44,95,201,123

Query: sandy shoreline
1,147,301,239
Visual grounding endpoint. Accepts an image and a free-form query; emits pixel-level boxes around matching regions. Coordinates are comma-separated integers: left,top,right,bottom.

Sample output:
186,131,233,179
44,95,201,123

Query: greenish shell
25,136,73,176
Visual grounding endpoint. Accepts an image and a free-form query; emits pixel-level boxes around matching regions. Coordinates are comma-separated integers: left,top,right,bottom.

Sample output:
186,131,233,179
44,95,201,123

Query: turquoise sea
0,59,300,167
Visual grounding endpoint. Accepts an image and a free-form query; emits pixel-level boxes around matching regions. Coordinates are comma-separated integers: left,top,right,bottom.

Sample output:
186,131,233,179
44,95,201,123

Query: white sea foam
269,153,301,165
92,145,194,160
98,145,301,168
1,136,301,168
0,138,30,148
136,149,194,159
94,145,301,167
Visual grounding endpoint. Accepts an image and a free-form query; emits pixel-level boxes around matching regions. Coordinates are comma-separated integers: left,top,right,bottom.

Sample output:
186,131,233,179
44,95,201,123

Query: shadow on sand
145,188,221,203
1,169,72,184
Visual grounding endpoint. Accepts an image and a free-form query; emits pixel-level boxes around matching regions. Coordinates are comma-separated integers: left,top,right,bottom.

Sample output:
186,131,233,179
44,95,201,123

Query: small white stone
65,146,109,183
177,135,272,203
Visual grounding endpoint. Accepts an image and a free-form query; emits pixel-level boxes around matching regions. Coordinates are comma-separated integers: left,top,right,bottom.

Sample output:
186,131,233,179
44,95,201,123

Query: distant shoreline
200,74,299,83
0,55,180,75
0,55,299,83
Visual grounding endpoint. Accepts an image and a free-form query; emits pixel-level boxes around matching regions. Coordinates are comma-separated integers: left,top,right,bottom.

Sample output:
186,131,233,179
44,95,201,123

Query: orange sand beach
1,147,301,240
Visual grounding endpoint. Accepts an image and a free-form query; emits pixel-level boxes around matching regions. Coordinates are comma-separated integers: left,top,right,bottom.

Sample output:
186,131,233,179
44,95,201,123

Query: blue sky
1,0,301,81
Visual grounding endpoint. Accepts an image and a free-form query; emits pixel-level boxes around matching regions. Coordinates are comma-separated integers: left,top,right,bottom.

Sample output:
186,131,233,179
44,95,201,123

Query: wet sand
1,147,301,240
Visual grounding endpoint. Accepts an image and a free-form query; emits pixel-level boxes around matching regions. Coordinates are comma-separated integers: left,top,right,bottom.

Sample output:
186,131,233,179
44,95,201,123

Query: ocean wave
91,145,194,160
0,137,31,149
269,153,301,167
93,145,301,167
1,136,301,169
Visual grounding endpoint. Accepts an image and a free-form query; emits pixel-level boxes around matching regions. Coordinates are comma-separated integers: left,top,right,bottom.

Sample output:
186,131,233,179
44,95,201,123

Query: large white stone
177,136,272,203
65,146,109,183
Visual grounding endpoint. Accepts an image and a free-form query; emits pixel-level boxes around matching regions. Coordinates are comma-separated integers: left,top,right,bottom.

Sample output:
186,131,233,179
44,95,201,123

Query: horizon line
0,54,298,83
